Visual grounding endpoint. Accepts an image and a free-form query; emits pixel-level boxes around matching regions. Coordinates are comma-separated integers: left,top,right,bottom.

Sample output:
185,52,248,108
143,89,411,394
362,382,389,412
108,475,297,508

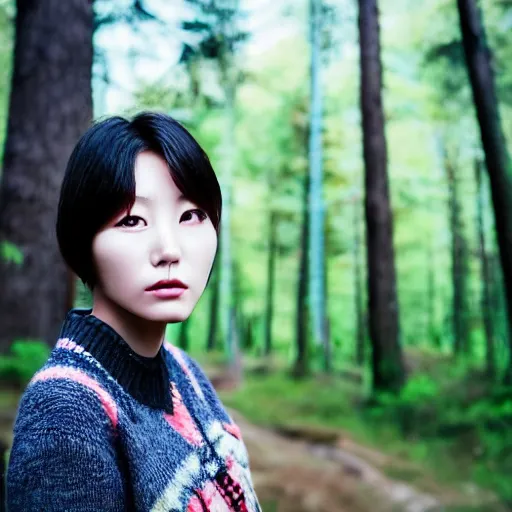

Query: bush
0,340,50,386
367,374,442,437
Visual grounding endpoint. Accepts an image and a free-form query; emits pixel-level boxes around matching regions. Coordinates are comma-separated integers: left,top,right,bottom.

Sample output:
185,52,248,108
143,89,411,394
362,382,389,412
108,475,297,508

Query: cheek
92,235,138,289
186,229,217,277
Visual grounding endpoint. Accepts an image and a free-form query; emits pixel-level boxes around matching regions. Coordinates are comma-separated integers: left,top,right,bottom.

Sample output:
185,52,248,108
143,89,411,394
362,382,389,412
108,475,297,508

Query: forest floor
231,408,502,512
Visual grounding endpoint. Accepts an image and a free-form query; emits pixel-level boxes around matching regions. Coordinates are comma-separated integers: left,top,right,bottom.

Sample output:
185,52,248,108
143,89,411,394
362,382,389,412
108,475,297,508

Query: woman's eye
115,215,146,228
180,209,207,224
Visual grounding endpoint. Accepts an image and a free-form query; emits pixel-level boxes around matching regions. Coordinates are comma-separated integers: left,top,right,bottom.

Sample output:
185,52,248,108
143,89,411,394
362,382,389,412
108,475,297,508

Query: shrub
0,340,50,386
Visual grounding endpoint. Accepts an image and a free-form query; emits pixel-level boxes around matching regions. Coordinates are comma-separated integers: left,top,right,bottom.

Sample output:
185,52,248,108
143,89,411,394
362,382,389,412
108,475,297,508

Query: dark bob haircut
56,112,222,288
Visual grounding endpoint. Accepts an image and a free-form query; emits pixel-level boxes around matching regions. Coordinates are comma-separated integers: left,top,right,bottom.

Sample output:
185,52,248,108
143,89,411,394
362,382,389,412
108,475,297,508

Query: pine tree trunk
358,0,404,393
427,244,440,347
219,77,236,363
475,158,495,377
0,0,93,352
457,0,512,363
323,216,331,373
206,260,220,352
308,0,327,353
264,209,277,357
445,150,469,355
294,171,310,378
354,197,366,365
178,319,190,351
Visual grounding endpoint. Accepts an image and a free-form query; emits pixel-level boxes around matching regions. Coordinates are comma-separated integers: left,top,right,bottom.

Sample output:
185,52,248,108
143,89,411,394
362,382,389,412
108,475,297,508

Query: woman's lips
147,287,186,299
145,279,188,299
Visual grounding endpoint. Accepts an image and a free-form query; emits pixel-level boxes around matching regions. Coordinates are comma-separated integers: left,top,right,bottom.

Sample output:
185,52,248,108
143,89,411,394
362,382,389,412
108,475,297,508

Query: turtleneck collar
58,308,173,414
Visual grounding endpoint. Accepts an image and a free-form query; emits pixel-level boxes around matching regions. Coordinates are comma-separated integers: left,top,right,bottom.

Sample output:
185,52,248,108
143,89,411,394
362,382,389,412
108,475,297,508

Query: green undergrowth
210,354,510,510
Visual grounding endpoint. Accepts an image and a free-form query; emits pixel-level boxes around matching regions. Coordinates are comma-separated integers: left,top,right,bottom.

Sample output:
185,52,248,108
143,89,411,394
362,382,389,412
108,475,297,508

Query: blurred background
1,0,512,510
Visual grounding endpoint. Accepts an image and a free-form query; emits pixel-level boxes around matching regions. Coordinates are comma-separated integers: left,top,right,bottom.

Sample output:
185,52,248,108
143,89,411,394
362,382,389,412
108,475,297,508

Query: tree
308,0,328,359
206,258,220,352
264,200,278,357
0,0,94,352
475,158,495,377
353,195,366,365
456,0,512,373
358,0,405,393
181,0,247,364
178,318,190,351
444,144,470,355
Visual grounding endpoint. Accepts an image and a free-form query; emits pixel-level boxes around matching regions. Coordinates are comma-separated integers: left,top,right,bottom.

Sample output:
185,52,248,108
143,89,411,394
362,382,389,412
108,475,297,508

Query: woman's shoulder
13,359,119,440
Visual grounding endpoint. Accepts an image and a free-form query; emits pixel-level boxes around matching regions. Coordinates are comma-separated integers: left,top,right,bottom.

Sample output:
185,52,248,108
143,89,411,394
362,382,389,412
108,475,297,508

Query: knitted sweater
6,309,261,512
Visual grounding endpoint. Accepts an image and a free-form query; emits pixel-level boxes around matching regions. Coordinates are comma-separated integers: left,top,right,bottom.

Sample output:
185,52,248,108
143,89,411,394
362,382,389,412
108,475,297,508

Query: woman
7,112,261,512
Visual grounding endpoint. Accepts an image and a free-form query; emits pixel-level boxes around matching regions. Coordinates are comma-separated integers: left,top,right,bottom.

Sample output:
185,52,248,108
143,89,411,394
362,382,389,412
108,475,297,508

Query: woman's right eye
115,215,146,228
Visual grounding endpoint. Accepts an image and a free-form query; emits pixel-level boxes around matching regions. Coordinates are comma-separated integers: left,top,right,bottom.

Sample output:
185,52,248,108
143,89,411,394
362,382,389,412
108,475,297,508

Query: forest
0,0,512,510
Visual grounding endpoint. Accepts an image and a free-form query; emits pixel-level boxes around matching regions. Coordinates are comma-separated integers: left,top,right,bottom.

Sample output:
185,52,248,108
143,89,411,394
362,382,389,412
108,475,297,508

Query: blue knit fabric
7,309,261,511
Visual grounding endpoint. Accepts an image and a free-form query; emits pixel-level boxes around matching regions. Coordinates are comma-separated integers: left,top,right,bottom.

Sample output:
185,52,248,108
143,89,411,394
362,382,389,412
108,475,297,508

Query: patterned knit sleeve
7,373,126,512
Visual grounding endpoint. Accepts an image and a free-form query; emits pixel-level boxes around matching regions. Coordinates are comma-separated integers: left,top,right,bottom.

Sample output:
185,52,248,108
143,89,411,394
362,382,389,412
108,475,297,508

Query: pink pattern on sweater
163,383,203,446
32,366,118,429
163,342,205,400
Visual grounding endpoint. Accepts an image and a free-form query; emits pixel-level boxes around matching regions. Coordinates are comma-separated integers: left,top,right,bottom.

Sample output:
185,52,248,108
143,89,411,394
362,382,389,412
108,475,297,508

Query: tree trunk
264,208,277,357
206,258,220,352
457,0,512,366
0,0,93,352
354,197,366,365
323,213,331,373
445,149,469,355
427,244,440,348
475,158,495,377
178,319,190,351
358,0,405,393
294,170,310,378
219,76,236,363
308,0,327,353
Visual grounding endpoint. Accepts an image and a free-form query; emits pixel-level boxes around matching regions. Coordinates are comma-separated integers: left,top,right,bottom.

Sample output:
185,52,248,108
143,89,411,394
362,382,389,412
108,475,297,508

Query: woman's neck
91,294,166,358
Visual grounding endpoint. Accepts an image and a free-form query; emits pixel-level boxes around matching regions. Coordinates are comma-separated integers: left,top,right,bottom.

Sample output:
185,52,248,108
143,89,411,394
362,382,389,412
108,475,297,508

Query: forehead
133,151,178,199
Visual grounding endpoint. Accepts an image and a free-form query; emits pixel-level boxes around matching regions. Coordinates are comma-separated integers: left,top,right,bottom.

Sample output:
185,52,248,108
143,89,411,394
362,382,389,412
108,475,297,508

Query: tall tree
294,168,310,378
178,318,190,351
264,203,278,357
206,258,220,352
456,0,512,369
308,0,328,355
475,158,495,377
353,195,366,366
181,0,247,364
358,0,405,393
445,146,470,355
0,0,93,352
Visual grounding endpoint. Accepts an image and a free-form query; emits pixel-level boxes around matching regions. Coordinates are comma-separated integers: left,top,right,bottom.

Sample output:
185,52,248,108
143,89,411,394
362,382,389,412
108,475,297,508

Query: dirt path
230,410,501,512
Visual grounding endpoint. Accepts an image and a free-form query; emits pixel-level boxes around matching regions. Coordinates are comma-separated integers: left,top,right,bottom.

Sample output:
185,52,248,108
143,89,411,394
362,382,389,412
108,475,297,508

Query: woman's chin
141,303,192,324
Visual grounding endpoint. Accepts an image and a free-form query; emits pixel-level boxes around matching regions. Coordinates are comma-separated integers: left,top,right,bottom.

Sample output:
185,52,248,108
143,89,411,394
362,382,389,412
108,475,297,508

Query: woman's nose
153,226,180,267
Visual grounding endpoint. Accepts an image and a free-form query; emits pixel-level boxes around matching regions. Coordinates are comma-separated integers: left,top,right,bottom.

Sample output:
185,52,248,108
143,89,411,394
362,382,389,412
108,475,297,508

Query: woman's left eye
180,209,207,223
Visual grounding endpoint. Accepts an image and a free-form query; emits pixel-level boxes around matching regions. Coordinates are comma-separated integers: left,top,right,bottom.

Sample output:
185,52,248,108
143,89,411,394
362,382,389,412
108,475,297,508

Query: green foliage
0,240,23,265
0,340,50,385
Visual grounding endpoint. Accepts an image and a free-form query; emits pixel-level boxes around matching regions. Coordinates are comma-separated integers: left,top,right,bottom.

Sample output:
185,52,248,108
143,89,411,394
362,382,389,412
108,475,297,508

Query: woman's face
91,151,218,323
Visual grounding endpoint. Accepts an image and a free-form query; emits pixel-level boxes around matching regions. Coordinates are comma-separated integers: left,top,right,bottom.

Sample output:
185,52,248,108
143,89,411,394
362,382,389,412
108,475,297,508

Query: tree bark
0,0,93,352
358,0,405,393
264,208,277,357
354,197,366,366
294,170,310,378
475,158,495,377
308,0,327,353
206,259,220,352
457,0,512,363
446,150,469,355
178,319,190,351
